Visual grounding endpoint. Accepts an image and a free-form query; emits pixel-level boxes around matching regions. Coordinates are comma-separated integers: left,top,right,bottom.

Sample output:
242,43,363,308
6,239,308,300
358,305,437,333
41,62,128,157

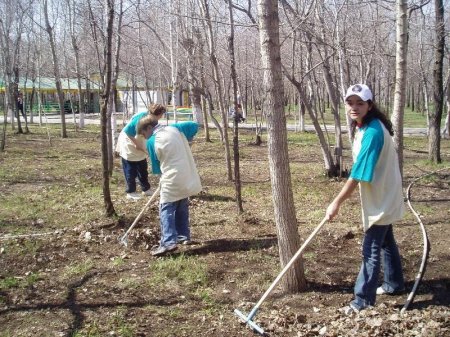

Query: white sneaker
376,286,404,295
126,192,142,200
376,286,386,295
151,244,177,256
143,188,154,196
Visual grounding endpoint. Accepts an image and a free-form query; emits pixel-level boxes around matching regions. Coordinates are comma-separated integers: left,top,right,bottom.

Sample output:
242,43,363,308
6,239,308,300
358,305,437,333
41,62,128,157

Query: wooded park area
0,1,449,336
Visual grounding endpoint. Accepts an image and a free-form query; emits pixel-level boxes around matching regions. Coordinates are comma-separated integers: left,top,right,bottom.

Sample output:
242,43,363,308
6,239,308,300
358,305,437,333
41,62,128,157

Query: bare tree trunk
442,75,450,138
67,0,85,129
0,1,25,139
391,0,408,176
100,0,116,217
227,0,244,214
199,0,232,181
107,0,124,175
180,9,204,126
169,0,179,122
13,66,24,134
43,0,67,138
257,0,305,293
197,29,211,141
428,0,445,163
136,1,153,105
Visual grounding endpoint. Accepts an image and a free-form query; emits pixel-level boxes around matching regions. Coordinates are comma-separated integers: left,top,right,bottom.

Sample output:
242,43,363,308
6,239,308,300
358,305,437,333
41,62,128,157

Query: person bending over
138,117,202,256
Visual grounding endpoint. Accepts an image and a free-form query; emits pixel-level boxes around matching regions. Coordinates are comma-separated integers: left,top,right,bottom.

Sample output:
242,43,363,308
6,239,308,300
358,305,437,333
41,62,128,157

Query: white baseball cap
344,84,373,101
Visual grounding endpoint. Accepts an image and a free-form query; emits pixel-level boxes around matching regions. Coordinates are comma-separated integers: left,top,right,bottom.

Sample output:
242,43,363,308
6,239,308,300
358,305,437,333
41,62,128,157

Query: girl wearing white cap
326,84,405,313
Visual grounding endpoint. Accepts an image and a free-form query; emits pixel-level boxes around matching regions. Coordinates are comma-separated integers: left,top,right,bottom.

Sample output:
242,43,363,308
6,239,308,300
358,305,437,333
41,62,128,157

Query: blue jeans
352,224,405,310
121,158,150,193
159,198,190,247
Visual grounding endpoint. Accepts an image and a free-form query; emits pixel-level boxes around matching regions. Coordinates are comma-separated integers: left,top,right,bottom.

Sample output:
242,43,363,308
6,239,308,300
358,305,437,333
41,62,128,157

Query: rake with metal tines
234,217,328,335
118,186,160,247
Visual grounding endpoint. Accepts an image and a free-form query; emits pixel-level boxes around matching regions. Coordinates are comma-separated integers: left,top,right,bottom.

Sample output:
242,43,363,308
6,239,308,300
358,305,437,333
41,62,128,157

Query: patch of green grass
148,254,208,290
165,306,183,319
108,307,135,337
4,240,43,256
118,277,139,290
303,252,316,260
0,277,19,289
0,272,40,290
0,330,13,337
72,322,102,337
0,124,105,230
287,131,320,145
111,256,125,267
411,204,435,217
24,272,40,287
64,259,94,278
195,288,219,315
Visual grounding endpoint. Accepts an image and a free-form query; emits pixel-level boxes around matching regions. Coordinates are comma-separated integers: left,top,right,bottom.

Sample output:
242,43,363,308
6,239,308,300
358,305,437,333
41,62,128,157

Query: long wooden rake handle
252,216,328,312
235,216,328,335
119,186,160,245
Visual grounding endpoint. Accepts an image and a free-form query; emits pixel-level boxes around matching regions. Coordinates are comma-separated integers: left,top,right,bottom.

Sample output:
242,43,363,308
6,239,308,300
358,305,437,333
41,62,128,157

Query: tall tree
227,0,244,214
99,0,116,217
391,0,408,177
0,0,27,149
67,0,86,129
257,0,305,292
107,0,124,174
428,0,445,162
198,0,233,181
42,0,67,138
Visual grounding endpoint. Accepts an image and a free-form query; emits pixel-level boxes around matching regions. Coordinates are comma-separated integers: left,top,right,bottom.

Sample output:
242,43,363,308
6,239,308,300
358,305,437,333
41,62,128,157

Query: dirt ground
0,126,449,337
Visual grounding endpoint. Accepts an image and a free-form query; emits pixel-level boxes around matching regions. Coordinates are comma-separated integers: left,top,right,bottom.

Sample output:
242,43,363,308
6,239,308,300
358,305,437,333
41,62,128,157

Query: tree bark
391,0,408,176
428,0,445,163
67,0,85,129
257,0,305,292
43,0,67,138
99,0,116,217
199,0,232,180
227,0,244,214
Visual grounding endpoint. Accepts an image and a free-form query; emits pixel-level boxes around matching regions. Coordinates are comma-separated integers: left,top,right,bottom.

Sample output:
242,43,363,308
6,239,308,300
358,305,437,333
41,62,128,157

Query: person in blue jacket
137,117,202,256
326,84,405,314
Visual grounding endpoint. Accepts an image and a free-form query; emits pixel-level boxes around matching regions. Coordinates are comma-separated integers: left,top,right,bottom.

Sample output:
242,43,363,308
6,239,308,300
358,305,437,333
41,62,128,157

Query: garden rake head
234,217,328,335
118,233,129,247
234,308,265,335
118,187,160,248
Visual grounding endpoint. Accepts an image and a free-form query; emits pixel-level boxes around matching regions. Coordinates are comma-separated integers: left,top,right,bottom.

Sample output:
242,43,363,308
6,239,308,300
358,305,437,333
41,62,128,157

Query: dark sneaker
151,244,177,256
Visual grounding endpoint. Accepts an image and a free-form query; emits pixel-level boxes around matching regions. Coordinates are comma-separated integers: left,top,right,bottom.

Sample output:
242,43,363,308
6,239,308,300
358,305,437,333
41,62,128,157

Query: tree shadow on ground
396,277,450,310
176,236,278,256
0,270,181,337
192,193,235,202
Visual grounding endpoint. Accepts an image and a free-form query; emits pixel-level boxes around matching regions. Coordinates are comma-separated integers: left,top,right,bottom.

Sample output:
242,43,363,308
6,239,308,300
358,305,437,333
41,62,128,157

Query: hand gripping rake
118,186,160,247
234,216,328,335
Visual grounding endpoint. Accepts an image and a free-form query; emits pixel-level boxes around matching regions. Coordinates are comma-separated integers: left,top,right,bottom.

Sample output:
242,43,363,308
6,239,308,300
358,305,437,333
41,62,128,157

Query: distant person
137,117,202,256
17,93,25,118
229,103,245,123
325,84,405,314
116,104,166,200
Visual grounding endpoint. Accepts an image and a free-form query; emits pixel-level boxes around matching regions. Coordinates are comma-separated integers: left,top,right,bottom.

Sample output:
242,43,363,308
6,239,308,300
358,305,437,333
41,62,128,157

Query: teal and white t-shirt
116,112,148,161
146,122,202,203
351,119,404,231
